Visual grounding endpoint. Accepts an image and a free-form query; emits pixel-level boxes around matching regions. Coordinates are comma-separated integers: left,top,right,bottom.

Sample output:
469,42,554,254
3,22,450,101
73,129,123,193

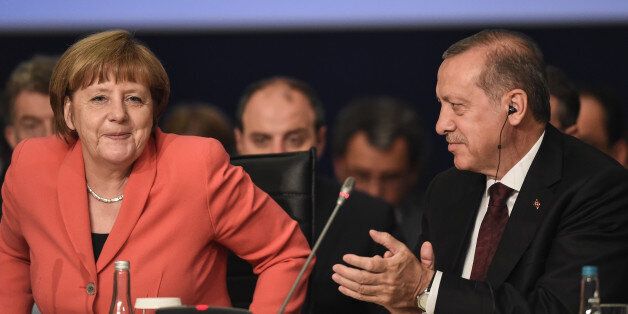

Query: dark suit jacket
419,125,628,313
397,191,424,252
308,176,395,314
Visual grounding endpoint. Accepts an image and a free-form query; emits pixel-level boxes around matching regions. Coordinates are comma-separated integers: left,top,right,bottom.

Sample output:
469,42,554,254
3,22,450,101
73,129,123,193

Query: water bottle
109,260,134,314
579,265,601,314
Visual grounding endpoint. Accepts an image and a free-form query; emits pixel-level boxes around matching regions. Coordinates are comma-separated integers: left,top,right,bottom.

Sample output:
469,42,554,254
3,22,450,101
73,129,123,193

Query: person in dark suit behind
235,76,396,313
331,96,426,251
546,65,580,136
577,87,628,168
332,29,628,313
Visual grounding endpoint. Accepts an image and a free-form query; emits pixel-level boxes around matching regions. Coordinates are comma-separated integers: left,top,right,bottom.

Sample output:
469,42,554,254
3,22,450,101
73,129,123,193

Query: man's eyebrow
285,128,308,136
18,115,44,122
248,132,271,137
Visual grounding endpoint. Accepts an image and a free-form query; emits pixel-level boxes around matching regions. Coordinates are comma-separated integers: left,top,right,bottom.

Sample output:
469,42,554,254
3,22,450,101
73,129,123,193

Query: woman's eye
91,95,107,102
127,96,144,103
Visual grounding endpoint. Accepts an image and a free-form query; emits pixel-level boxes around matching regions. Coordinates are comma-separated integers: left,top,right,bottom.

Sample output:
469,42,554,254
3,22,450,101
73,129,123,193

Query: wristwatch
416,272,436,312
416,288,429,311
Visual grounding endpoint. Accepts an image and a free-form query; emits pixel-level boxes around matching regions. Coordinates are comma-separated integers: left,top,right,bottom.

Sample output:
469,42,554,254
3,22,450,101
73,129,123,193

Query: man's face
435,48,506,176
576,94,609,153
4,90,55,148
235,83,326,156
334,131,415,206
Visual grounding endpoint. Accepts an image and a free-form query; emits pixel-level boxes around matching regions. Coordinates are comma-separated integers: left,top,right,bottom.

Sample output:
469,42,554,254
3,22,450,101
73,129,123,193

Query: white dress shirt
425,132,545,313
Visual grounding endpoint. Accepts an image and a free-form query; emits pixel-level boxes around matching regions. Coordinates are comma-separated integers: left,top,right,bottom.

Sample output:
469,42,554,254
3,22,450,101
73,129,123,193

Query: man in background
1,55,57,219
235,76,396,313
3,55,57,149
332,96,425,250
546,65,579,135
161,102,236,154
577,87,627,167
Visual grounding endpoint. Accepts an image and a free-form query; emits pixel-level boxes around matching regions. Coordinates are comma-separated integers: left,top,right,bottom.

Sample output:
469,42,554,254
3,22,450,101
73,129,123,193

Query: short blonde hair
50,29,170,142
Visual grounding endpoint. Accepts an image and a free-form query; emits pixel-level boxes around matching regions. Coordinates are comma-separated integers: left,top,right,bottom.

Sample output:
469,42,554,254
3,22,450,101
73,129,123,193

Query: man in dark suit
546,65,580,136
577,87,628,168
235,76,396,313
332,29,628,313
332,96,426,251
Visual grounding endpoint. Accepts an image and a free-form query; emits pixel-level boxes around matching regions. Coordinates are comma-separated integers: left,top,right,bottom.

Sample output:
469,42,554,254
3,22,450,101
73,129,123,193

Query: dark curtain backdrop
1,26,627,187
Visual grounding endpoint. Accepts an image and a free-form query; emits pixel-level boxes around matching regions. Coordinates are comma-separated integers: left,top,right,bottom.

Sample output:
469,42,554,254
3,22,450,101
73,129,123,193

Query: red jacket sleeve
0,141,34,312
203,142,313,314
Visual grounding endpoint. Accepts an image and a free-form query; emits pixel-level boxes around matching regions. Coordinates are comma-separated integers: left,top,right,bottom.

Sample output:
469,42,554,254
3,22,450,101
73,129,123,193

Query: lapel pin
533,199,541,210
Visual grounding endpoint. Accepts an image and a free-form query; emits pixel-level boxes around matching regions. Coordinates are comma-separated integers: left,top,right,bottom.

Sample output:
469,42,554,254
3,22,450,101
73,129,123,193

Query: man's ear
63,97,75,131
4,125,17,148
234,128,244,155
502,89,527,126
315,126,327,158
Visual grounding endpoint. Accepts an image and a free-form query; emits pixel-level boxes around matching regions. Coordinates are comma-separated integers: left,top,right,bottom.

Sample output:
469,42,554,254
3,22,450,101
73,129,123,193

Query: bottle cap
114,260,130,271
582,265,598,276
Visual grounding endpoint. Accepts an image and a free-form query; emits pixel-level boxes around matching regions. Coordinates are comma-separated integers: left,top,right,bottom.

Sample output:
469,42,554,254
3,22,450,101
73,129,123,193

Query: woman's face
64,79,154,169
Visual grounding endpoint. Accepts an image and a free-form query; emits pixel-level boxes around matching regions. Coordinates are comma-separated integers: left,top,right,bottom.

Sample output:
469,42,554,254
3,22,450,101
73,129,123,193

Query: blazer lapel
57,141,96,278
439,172,486,274
487,126,562,285
96,136,157,272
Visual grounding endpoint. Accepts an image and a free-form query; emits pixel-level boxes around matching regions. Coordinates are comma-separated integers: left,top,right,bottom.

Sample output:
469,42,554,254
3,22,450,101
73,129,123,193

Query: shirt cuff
424,270,442,314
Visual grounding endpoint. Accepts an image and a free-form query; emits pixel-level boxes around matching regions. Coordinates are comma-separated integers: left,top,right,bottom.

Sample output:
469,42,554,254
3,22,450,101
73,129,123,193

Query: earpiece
496,103,517,177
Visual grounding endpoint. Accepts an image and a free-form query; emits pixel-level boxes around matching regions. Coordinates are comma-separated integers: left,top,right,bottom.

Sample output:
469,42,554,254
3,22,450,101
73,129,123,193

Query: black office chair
226,149,316,309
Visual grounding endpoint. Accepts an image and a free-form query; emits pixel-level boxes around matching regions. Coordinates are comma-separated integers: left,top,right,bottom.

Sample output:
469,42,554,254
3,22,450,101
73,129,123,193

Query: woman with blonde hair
0,30,312,314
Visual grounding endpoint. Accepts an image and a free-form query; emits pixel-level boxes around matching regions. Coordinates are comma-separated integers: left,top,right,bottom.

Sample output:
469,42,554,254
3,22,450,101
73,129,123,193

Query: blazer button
86,282,96,295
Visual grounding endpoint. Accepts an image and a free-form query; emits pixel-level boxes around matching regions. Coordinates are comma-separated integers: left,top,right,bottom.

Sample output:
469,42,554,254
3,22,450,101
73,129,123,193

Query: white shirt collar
486,131,545,193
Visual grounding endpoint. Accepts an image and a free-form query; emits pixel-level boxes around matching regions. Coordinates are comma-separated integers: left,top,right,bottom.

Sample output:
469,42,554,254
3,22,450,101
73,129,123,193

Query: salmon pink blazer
0,130,312,314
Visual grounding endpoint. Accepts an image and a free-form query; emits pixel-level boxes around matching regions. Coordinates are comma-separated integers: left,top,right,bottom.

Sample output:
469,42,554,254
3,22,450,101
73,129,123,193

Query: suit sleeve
434,168,628,314
0,142,34,312
202,142,312,314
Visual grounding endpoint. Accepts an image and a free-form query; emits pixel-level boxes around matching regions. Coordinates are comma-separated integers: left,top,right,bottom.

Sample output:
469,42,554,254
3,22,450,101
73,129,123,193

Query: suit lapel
96,135,157,272
57,141,96,278
487,126,562,285
440,172,486,274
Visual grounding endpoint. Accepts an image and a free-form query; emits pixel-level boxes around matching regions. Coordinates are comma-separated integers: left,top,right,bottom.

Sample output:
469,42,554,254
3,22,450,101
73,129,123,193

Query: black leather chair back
226,149,316,309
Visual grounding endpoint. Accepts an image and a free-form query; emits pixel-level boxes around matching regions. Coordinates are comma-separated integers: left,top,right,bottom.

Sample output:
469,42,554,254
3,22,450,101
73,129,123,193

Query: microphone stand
277,177,355,314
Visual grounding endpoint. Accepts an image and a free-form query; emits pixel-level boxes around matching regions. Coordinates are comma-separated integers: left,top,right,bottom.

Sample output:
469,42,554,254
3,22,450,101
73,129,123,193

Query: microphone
277,177,356,314
336,176,355,206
